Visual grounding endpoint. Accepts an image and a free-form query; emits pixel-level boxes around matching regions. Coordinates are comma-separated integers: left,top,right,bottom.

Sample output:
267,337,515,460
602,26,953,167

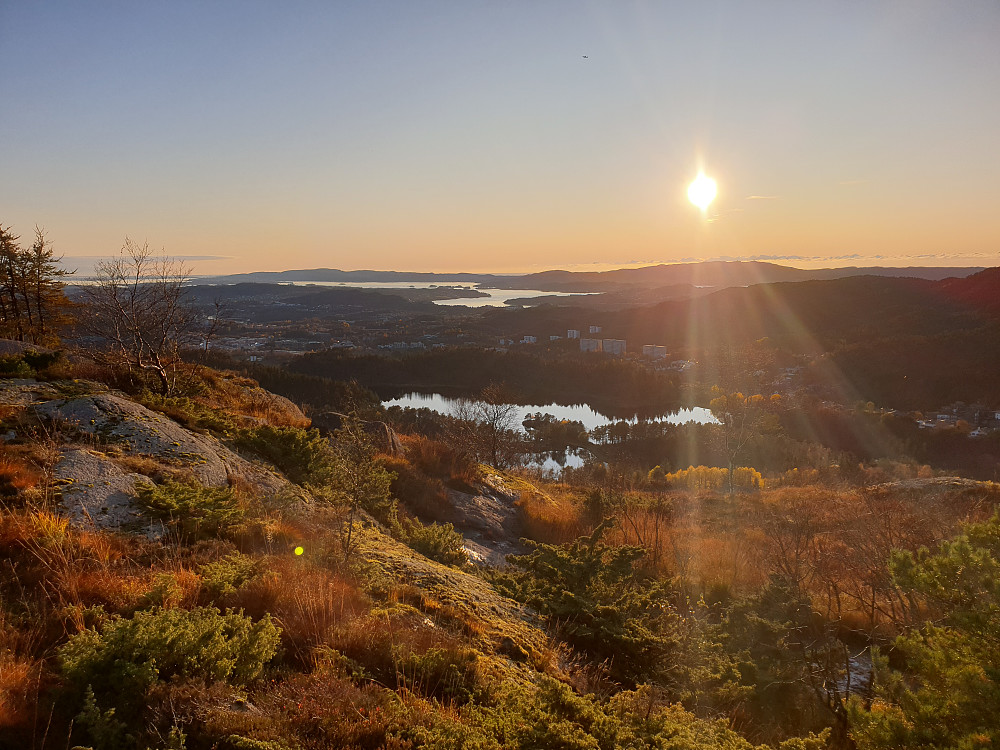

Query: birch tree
80,238,197,394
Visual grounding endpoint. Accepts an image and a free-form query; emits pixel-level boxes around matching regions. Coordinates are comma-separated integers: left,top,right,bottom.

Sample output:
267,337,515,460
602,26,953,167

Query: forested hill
615,274,982,351
493,260,982,291
485,272,999,353
935,266,1000,316
477,271,1000,409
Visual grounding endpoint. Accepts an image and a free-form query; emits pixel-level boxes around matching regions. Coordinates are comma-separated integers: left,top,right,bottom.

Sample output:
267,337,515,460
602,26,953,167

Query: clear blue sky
2,1,999,274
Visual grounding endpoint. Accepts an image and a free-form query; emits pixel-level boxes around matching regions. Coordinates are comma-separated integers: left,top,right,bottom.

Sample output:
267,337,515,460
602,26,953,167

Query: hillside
0,363,625,748
3,346,1000,748
935,266,1000,316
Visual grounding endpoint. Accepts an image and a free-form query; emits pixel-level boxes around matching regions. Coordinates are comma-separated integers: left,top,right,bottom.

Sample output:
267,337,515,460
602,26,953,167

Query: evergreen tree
0,223,69,345
849,512,1000,748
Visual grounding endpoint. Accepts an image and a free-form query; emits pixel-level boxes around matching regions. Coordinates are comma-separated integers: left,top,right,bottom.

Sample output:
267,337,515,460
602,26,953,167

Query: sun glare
687,172,717,212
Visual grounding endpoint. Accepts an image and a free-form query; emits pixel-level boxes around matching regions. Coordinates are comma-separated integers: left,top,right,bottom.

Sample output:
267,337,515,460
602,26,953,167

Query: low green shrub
235,425,333,485
139,394,236,434
404,521,468,567
494,520,680,685
199,553,261,600
0,350,67,379
403,675,829,750
60,606,280,744
0,354,35,378
136,481,240,538
396,645,479,704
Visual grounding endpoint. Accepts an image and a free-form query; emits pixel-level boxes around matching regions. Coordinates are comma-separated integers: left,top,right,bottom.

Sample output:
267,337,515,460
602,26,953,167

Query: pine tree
0,223,69,345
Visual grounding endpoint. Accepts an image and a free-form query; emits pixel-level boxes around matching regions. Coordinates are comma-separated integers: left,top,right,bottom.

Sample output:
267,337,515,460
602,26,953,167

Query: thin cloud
745,195,779,200
707,208,744,224
60,254,232,261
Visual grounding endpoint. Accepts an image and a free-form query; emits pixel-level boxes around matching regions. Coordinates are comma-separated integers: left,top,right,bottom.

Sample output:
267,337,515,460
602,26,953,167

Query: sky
2,1,999,275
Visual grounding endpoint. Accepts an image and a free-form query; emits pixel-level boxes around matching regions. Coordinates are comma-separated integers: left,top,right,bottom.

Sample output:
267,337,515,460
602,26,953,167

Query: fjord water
281,281,592,307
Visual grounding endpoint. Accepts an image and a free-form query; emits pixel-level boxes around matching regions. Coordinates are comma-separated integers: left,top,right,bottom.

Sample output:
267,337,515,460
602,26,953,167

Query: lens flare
688,172,717,211
294,546,304,556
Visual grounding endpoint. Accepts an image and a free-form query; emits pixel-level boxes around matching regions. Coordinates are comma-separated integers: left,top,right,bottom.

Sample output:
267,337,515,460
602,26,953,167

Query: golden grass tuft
0,454,43,496
20,509,69,549
0,650,41,730
236,558,368,667
383,455,454,523
57,567,152,616
113,453,192,483
402,434,479,485
515,483,584,544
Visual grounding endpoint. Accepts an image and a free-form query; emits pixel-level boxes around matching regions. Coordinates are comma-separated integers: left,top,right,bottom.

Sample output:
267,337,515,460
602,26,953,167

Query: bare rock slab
55,448,150,530
33,394,285,493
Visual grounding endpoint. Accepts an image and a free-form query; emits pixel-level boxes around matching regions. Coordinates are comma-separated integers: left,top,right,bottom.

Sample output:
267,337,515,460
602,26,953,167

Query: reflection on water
527,448,588,474
433,288,597,307
381,392,718,433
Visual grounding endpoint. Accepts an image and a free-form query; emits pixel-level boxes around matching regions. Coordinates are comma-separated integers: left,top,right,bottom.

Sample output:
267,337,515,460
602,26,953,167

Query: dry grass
328,607,484,701
192,365,310,429
202,669,394,750
64,359,136,391
57,568,153,617
402,434,479,486
112,452,192,483
0,601,48,732
387,583,487,640
74,529,127,565
0,404,22,422
0,447,44,498
0,650,42,731
515,482,584,544
383,455,452,521
236,389,310,429
17,508,69,549
235,558,368,667
0,506,201,633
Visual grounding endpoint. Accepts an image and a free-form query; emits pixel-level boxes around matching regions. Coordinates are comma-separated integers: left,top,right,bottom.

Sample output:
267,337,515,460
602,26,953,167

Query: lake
382,392,718,432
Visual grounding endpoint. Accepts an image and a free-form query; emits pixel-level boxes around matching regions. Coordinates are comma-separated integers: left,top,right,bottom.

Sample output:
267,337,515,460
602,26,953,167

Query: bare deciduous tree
81,238,198,394
451,383,524,469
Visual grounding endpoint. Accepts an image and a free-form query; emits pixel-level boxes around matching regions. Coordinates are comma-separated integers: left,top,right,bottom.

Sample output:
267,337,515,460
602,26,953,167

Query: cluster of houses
569,327,627,355
503,325,627,354
916,402,1000,434
501,325,692,368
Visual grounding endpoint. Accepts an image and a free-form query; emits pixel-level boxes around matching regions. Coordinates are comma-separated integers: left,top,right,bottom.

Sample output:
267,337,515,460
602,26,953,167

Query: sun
687,172,717,212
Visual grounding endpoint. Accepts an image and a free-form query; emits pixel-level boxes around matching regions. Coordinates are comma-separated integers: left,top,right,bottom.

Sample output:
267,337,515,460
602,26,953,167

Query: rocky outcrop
355,522,545,664
445,483,523,566
0,378,61,407
312,411,403,456
0,340,53,356
3,388,296,530
34,394,285,493
54,448,151,530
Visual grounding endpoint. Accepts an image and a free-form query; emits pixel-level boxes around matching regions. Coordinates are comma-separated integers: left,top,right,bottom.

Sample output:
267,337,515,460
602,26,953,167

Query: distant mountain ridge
195,260,983,291
505,261,983,291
